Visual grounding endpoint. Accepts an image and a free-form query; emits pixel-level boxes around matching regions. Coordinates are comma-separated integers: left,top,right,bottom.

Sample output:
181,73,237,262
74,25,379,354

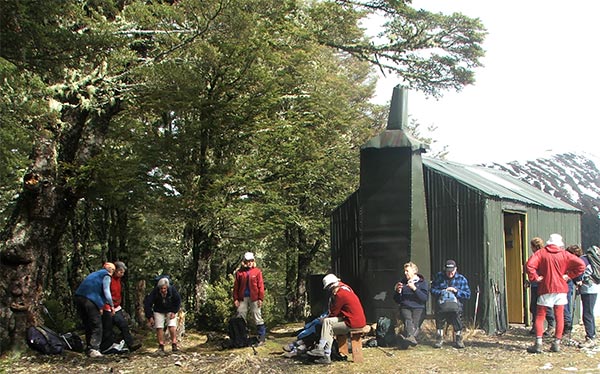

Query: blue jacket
393,274,428,309
431,271,471,309
75,269,113,309
144,285,182,318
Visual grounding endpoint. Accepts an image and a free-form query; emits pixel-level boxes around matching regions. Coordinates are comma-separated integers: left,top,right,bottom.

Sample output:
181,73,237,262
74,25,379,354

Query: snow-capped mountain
484,152,600,248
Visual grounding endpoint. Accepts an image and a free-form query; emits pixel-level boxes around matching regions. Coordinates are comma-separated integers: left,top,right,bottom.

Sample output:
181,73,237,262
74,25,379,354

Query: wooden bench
337,326,369,363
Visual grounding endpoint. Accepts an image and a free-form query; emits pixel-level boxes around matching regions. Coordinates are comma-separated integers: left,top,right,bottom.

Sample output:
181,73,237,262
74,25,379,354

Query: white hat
243,252,255,261
322,274,340,290
547,234,564,248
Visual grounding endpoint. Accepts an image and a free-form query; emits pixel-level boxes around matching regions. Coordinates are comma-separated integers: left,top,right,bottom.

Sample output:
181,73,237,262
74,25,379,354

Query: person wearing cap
74,262,116,358
233,252,266,344
307,274,366,364
100,261,142,353
430,259,471,349
525,233,585,353
393,261,429,347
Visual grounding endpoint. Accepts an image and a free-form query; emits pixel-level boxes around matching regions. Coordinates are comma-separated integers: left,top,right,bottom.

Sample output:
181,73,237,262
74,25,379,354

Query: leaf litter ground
2,318,600,374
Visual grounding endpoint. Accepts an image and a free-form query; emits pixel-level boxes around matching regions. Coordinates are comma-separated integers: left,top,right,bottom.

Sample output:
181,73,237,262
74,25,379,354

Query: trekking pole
376,345,394,357
473,285,480,327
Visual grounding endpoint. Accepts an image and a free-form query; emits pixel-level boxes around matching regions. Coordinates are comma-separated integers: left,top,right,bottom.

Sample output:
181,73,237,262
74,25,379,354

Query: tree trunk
0,123,77,353
0,82,121,352
284,226,321,320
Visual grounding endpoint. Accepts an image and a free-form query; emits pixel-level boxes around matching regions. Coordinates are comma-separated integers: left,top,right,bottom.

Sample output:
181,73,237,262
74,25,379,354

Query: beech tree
0,0,485,352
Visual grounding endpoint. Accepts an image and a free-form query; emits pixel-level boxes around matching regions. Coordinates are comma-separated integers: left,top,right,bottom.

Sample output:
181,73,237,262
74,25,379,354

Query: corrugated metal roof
423,157,580,212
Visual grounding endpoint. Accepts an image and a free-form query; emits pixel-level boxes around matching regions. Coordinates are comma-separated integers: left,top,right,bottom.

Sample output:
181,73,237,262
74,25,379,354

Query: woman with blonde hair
393,261,428,347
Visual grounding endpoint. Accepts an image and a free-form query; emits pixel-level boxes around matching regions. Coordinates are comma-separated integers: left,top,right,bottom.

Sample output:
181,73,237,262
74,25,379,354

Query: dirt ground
2,319,600,374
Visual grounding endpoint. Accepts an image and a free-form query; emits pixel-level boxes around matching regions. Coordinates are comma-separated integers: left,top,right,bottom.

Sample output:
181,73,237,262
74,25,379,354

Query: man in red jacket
526,234,585,353
307,274,366,364
233,252,266,344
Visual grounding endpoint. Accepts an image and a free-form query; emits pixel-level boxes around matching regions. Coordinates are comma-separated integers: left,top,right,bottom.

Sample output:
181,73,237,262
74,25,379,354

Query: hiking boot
550,341,560,352
307,346,326,357
156,344,165,354
172,343,179,352
282,349,298,358
578,338,596,349
129,342,142,352
282,343,295,352
405,335,418,347
454,335,465,349
527,343,543,354
433,335,443,349
88,349,103,358
314,355,332,364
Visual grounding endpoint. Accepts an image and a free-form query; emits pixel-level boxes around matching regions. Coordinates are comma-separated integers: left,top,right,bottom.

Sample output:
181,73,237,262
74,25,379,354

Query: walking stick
473,285,480,327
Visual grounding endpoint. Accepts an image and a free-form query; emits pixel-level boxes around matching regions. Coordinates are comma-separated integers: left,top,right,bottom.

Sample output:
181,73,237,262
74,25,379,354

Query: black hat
445,259,457,271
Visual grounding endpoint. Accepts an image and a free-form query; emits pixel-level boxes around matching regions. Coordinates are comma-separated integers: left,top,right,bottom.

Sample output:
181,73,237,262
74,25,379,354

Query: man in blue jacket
430,259,471,349
74,263,115,358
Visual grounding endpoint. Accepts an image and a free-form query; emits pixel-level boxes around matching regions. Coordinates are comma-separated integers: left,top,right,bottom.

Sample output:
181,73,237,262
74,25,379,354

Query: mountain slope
484,152,600,248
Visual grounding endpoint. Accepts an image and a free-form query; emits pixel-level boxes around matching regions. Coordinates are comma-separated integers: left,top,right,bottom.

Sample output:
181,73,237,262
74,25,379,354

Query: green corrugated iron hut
330,85,581,334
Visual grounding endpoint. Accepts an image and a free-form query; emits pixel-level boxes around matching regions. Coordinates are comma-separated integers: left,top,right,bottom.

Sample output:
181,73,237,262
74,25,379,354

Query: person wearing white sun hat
233,252,266,344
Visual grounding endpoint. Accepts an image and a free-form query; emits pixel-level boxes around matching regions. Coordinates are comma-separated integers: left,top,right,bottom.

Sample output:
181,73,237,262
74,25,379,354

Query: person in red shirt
307,274,366,364
526,234,585,353
233,252,266,344
100,261,142,353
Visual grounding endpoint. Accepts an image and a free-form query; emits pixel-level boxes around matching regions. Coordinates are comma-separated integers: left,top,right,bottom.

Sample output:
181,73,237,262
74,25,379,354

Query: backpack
227,316,250,348
60,331,85,353
26,326,64,355
586,246,600,284
375,316,396,347
438,290,460,313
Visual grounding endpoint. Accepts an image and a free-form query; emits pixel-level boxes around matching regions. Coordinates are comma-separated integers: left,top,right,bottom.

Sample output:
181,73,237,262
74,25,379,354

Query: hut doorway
503,212,526,323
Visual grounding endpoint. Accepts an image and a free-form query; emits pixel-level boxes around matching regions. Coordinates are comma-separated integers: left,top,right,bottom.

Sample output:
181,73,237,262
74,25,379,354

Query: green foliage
0,0,486,336
42,299,77,332
197,275,234,331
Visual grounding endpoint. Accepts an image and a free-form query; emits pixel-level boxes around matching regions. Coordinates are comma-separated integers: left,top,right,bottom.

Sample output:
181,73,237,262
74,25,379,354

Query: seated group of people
281,261,470,364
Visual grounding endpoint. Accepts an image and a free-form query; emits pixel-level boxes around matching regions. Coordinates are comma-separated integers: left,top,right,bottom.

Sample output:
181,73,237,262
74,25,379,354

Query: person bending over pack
144,276,182,353
74,262,115,358
393,261,428,347
307,274,366,364
526,234,585,353
430,259,471,349
101,261,142,353
233,252,266,345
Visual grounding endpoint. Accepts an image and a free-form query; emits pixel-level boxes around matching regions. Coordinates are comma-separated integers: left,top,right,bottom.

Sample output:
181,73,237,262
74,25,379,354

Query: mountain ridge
483,152,600,248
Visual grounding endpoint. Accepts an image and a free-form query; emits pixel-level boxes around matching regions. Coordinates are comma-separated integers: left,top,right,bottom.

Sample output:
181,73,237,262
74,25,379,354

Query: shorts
537,293,567,307
154,312,178,329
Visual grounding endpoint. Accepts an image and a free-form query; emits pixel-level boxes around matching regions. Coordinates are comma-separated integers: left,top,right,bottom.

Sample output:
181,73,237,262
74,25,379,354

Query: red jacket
233,266,264,302
329,282,366,329
526,244,585,295
103,276,123,311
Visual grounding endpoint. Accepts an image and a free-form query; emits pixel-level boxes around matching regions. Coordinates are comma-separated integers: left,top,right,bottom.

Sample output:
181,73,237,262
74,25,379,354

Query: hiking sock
536,337,542,345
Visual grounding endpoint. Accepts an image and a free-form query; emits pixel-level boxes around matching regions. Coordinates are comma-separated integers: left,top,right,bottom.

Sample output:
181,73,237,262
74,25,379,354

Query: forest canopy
0,0,485,353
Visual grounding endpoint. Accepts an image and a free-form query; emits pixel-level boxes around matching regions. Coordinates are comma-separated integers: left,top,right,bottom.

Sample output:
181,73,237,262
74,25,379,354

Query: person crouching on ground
393,261,428,347
307,274,366,364
430,259,471,349
526,234,585,353
144,277,182,353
